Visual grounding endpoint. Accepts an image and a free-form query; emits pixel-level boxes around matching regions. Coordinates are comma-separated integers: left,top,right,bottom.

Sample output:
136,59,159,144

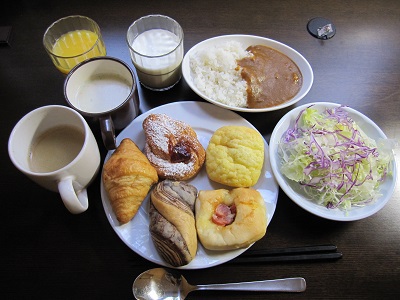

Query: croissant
102,138,158,225
149,180,198,267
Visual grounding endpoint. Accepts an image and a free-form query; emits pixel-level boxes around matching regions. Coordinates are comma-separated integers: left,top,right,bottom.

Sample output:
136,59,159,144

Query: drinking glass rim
126,14,184,58
43,15,103,59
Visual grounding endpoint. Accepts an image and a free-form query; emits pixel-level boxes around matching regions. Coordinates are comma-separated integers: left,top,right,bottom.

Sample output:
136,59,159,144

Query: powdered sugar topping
142,113,205,180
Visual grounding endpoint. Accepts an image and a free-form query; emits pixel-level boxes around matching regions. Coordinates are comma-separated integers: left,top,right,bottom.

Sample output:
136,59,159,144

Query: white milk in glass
131,29,183,90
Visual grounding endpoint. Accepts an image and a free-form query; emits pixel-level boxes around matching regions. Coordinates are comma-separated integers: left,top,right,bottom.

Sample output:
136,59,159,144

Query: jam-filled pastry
102,138,158,225
195,188,267,250
142,114,205,181
149,180,198,267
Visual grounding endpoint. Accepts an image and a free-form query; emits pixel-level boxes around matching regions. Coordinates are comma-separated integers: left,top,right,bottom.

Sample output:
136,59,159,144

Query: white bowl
269,102,397,221
182,34,313,113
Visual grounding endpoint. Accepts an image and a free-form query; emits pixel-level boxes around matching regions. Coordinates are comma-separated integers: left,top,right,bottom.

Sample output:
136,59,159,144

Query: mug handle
58,178,89,214
99,115,117,150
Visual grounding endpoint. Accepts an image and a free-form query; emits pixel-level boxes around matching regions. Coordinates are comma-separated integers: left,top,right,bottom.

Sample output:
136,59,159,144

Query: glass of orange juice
43,15,107,74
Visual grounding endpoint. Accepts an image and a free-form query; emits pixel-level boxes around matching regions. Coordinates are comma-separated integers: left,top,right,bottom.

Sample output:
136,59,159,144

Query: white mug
8,105,101,214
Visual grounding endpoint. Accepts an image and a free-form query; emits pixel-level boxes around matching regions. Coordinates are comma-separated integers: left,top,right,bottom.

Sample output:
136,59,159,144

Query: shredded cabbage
278,105,393,210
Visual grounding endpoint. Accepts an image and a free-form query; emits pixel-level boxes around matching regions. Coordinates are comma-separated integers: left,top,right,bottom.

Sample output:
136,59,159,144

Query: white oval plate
101,101,279,269
182,34,313,113
269,102,397,221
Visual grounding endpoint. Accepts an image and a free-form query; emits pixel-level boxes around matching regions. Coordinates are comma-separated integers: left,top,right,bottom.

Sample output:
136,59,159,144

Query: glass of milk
126,15,184,91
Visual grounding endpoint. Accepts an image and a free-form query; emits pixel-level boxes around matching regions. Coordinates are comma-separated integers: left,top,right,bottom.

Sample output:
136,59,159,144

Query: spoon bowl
133,268,306,300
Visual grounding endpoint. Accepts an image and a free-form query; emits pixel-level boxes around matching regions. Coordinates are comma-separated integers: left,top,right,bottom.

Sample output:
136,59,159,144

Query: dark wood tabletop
1,0,400,299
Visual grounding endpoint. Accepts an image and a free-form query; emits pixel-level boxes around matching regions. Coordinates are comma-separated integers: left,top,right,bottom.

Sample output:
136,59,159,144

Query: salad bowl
269,102,397,221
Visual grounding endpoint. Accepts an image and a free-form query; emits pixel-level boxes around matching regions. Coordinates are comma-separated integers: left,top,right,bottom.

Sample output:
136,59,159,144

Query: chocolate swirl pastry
149,180,198,267
142,114,206,180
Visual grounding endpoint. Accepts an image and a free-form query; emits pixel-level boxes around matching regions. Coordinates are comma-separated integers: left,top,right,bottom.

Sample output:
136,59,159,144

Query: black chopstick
230,244,342,264
243,244,338,256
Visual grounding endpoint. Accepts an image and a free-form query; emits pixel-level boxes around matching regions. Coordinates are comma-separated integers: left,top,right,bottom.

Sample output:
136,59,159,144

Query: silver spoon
132,268,306,300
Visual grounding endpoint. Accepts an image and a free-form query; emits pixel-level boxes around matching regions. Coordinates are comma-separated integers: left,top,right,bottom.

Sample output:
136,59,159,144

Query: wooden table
1,0,399,299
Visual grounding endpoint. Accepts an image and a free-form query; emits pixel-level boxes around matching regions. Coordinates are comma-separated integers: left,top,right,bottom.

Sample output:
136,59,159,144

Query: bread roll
206,125,264,187
149,180,198,267
102,138,158,225
195,188,267,250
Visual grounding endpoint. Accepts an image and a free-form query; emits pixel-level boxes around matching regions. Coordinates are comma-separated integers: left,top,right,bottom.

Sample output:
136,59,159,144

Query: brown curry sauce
237,45,302,108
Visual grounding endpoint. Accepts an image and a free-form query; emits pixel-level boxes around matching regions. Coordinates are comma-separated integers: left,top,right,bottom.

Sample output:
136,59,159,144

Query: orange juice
51,30,106,74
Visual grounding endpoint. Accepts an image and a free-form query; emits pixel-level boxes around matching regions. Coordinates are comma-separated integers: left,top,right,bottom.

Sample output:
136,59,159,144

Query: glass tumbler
126,15,184,91
43,15,107,74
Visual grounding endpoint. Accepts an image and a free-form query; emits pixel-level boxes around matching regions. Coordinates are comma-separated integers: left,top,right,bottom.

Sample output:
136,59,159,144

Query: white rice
189,41,251,107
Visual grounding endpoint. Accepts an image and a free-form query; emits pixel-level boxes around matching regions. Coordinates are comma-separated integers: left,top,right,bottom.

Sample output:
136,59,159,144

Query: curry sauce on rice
189,41,303,109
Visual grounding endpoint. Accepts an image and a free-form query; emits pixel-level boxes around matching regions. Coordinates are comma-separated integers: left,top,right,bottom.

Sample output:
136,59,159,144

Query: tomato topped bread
195,188,267,250
205,125,264,187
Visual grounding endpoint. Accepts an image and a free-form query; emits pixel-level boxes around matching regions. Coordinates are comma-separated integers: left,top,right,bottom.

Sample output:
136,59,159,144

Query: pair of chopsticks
230,244,342,264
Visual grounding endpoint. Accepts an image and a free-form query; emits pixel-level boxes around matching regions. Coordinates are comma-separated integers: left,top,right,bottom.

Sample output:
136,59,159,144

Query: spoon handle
195,277,306,292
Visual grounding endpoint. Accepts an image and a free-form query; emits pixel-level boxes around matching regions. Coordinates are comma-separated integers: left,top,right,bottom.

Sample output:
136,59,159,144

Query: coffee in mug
8,105,101,214
29,125,84,173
